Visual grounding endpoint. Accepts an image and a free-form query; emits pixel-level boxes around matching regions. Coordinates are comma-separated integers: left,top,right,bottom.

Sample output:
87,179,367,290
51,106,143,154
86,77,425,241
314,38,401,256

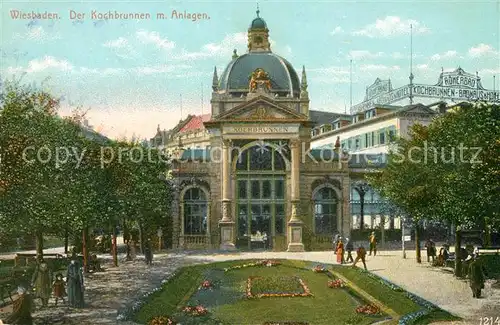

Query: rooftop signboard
351,67,500,114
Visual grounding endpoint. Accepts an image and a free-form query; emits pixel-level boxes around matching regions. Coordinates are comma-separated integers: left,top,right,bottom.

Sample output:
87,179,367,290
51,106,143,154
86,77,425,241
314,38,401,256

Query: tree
369,102,500,270
368,123,440,263
0,82,82,257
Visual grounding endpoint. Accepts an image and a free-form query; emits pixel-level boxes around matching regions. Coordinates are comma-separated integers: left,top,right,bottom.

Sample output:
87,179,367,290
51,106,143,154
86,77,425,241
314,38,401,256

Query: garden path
0,250,497,325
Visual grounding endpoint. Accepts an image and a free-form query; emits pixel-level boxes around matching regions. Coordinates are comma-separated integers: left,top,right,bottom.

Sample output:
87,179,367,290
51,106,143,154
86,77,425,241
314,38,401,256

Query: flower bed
117,271,178,321
327,279,345,288
262,322,309,325
182,305,208,316
223,260,281,272
199,280,212,290
355,304,380,315
148,316,177,325
312,265,327,273
261,260,281,267
363,269,442,325
247,276,312,298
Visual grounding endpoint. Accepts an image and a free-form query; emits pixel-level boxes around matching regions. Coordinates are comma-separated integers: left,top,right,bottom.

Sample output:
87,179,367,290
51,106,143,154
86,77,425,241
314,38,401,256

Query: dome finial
256,3,260,17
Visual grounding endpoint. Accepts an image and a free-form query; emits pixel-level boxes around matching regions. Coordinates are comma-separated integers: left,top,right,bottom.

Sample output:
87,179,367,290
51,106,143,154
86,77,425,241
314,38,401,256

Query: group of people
2,257,85,325
333,231,378,270
426,239,487,299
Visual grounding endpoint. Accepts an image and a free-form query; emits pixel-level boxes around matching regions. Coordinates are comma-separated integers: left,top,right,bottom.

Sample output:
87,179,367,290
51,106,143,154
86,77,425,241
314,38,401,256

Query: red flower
355,304,380,315
200,280,212,289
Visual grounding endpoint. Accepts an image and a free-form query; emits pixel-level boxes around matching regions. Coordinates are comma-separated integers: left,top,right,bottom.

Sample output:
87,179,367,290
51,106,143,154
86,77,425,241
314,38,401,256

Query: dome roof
219,52,300,96
250,17,267,29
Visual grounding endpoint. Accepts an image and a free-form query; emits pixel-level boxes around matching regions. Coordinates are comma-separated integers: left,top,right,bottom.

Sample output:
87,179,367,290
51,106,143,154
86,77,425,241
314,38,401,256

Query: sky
1,0,499,140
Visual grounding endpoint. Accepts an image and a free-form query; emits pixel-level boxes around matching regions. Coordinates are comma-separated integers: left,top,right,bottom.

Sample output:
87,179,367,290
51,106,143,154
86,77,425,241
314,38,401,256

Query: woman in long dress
66,260,85,308
31,258,51,307
336,239,345,264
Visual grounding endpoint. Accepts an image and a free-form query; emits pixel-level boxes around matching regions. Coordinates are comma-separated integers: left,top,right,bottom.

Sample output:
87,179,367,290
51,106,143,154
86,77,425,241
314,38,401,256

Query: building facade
151,11,488,250
160,11,356,251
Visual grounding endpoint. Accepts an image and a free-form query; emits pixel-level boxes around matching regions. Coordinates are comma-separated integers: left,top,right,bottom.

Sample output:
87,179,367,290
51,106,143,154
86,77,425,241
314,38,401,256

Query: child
52,273,66,306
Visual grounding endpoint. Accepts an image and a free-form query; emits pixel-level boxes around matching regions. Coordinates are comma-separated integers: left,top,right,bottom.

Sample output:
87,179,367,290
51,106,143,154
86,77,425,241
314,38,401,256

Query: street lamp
402,216,406,259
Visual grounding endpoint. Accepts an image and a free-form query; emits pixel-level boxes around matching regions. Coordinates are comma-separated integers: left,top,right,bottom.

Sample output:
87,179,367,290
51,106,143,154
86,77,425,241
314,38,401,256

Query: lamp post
402,216,406,259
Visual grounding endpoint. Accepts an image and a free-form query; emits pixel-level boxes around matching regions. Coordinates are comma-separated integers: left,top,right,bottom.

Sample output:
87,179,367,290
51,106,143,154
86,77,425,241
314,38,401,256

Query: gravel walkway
0,250,498,325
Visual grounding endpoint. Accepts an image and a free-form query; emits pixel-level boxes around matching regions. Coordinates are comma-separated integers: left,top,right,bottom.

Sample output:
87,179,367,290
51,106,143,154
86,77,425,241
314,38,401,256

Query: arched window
313,187,338,234
183,187,208,235
236,145,286,171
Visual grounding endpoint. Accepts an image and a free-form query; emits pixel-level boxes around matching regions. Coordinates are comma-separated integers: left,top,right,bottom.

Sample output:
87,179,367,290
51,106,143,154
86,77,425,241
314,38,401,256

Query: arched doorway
312,186,338,235
234,143,287,250
180,186,210,248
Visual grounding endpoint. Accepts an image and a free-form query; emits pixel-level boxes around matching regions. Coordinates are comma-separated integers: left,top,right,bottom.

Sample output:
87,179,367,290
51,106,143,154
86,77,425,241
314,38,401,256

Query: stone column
342,174,351,239
219,139,236,250
171,189,180,250
287,138,305,252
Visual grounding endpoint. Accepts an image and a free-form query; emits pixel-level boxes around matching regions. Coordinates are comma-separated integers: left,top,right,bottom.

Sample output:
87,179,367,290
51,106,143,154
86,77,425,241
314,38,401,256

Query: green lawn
134,259,459,325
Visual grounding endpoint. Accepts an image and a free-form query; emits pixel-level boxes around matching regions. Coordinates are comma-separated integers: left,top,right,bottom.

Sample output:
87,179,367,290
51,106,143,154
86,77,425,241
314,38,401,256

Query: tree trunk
112,225,118,267
455,227,462,277
82,227,89,273
485,225,491,247
64,228,69,254
389,215,395,230
359,194,365,230
139,222,144,255
415,221,421,263
380,216,386,249
35,231,44,260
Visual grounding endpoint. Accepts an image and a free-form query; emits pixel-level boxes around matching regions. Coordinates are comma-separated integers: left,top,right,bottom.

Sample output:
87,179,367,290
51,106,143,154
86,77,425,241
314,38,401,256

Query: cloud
103,37,128,48
136,30,175,50
430,50,457,61
173,32,247,60
308,66,351,84
353,16,430,38
359,64,400,72
103,37,137,59
331,26,344,35
479,68,500,75
468,43,498,57
12,26,61,43
308,66,350,75
348,50,384,60
416,64,430,70
391,52,405,59
7,56,73,74
6,55,192,76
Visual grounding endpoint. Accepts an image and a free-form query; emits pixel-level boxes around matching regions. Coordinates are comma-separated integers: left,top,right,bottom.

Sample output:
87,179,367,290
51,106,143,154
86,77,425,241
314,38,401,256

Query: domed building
166,9,363,252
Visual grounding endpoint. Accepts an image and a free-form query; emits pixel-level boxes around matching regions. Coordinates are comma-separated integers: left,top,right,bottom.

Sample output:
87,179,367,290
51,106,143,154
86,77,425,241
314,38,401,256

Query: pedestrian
332,233,339,251
352,245,367,270
345,238,354,263
52,273,66,306
368,232,377,256
425,238,436,263
66,259,85,308
144,239,153,266
31,257,51,307
336,238,345,264
468,255,485,298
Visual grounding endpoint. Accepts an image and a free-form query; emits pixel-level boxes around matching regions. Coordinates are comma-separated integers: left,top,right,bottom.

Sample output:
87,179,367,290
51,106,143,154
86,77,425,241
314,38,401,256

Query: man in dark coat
469,255,485,298
144,239,153,265
345,238,354,263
